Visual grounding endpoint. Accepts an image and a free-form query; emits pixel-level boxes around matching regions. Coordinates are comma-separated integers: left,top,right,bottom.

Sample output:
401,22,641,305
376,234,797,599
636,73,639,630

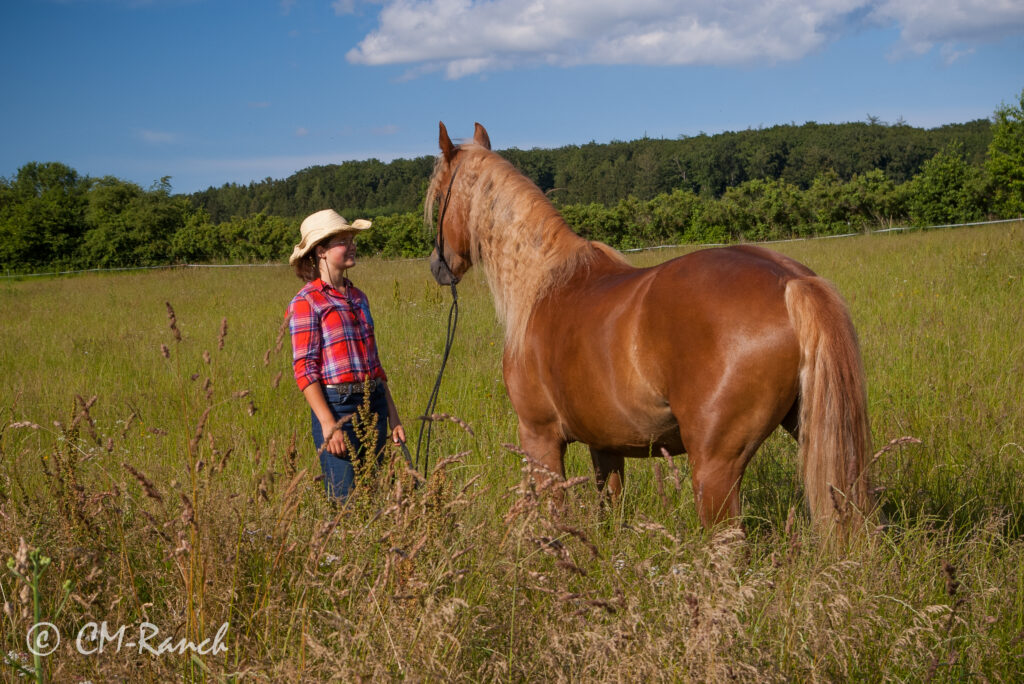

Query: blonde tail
785,277,873,534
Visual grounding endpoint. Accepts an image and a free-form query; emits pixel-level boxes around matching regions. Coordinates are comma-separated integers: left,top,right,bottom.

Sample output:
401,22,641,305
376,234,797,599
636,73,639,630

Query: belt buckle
351,379,376,393
329,378,376,394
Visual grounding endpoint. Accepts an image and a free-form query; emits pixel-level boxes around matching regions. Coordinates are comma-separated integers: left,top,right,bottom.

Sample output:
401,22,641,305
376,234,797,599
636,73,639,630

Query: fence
619,217,1023,252
3,217,1021,279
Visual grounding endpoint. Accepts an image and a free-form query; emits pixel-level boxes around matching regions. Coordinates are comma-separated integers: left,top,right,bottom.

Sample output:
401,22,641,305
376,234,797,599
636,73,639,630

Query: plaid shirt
288,278,388,391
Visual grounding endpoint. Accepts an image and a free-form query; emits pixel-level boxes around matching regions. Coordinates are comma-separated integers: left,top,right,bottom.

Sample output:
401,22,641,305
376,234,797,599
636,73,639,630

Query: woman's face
318,233,357,272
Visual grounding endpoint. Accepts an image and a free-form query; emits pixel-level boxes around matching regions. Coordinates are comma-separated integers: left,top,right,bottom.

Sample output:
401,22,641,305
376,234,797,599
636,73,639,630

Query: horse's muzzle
430,250,459,285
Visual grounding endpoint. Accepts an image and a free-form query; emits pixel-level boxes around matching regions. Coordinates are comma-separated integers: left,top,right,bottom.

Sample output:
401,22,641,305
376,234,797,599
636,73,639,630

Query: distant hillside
188,119,993,222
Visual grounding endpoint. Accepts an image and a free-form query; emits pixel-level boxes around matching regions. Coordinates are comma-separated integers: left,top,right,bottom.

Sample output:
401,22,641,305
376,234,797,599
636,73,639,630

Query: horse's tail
785,276,873,535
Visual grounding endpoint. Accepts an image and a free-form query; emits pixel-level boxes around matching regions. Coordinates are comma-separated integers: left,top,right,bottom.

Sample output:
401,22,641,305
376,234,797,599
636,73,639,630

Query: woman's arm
302,382,347,455
381,381,405,444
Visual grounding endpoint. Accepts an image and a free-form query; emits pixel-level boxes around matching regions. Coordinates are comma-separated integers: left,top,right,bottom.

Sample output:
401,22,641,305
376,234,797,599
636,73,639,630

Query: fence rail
4,217,1021,279
619,217,1023,252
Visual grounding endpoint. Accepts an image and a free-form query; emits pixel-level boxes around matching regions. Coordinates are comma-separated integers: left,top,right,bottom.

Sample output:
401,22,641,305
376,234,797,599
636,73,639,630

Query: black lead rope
414,163,462,478
414,281,458,478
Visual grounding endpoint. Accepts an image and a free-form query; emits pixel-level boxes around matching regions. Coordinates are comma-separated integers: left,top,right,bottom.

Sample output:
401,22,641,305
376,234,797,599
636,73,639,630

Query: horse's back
657,244,815,287
639,244,810,334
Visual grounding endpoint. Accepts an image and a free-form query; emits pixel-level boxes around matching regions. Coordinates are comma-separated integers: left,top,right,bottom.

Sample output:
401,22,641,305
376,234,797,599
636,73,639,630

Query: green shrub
905,143,990,226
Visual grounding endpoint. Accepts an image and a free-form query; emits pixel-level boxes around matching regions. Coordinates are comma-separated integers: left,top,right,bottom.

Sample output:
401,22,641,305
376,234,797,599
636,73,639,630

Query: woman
287,209,405,502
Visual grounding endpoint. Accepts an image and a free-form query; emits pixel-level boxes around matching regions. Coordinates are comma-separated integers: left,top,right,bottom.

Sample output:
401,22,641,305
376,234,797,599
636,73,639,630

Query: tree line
2,92,1022,274
191,117,993,223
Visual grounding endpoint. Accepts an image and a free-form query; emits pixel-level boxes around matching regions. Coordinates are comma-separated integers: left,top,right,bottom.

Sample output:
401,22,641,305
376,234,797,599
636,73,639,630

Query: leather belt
324,379,379,394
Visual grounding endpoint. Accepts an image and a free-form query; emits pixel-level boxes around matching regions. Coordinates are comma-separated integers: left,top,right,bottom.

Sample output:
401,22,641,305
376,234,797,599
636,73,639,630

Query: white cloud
939,44,975,65
346,0,863,74
295,127,310,137
345,0,1024,77
372,124,400,135
870,0,1024,56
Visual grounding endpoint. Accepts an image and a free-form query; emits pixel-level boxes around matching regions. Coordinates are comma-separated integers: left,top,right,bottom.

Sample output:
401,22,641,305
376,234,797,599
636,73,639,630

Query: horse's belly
558,387,680,453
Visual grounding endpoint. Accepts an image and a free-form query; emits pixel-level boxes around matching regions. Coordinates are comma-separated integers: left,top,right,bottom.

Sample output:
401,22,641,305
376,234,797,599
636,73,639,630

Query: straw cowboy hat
289,209,371,265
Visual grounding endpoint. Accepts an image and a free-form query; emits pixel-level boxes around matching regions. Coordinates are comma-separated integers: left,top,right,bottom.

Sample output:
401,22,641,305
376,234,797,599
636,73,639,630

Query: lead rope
415,163,461,478
414,282,458,478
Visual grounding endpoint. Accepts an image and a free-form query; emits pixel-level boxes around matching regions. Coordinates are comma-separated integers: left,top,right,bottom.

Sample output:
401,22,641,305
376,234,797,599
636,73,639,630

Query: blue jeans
310,385,388,502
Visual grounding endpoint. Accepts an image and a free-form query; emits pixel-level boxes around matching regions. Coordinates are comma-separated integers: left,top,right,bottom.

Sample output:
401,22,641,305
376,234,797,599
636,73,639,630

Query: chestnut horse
427,122,872,533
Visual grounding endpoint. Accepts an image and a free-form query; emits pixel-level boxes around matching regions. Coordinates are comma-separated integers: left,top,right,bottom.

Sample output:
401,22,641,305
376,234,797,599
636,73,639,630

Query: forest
2,91,1022,274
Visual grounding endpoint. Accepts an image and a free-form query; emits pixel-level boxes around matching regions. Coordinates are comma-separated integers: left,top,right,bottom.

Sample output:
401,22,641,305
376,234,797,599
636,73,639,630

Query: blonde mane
426,144,628,357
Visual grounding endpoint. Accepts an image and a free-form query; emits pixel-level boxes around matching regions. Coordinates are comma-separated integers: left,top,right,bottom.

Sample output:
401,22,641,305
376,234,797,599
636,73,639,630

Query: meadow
0,221,1022,681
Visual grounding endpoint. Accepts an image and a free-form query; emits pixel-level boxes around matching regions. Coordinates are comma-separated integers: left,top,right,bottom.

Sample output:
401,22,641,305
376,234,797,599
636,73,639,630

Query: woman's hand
302,383,348,456
323,424,348,455
382,381,405,446
391,424,406,445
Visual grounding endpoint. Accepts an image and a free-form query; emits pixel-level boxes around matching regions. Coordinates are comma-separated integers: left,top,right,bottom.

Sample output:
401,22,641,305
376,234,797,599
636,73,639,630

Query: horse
426,122,873,534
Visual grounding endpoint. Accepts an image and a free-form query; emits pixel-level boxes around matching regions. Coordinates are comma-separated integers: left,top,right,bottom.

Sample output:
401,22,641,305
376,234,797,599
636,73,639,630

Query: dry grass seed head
165,301,181,342
123,462,164,504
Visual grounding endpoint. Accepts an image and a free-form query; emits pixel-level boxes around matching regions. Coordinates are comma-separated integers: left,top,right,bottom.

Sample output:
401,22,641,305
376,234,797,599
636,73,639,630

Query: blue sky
2,0,1022,195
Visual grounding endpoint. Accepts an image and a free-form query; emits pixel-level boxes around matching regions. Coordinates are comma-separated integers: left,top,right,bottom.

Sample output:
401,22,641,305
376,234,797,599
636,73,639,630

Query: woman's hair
293,249,320,282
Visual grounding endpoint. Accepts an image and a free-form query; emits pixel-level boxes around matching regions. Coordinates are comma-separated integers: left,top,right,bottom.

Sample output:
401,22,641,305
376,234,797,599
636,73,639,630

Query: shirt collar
312,277,353,295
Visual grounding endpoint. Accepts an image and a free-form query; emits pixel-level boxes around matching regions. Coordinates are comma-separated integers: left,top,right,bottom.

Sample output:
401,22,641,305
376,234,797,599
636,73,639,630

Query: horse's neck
478,216,577,286
472,198,590,351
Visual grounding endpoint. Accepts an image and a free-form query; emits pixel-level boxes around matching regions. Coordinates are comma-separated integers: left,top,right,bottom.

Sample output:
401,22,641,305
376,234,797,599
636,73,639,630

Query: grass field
1,222,1022,681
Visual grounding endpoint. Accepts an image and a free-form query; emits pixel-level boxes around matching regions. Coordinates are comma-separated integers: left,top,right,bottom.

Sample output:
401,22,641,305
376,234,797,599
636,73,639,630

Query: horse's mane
426,143,629,357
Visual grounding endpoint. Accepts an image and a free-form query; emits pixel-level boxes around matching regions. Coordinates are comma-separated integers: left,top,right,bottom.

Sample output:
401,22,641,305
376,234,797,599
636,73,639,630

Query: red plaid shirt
288,278,388,391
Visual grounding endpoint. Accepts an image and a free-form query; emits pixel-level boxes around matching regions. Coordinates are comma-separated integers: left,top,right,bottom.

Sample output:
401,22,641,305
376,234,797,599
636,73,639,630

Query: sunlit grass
1,223,1022,680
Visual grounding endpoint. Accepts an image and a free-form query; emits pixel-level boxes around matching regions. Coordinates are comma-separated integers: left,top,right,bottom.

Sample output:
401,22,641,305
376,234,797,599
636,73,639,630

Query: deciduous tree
987,88,1024,217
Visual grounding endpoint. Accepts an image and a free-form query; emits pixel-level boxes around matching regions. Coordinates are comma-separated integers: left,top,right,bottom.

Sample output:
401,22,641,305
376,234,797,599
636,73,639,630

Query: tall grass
1,223,1022,681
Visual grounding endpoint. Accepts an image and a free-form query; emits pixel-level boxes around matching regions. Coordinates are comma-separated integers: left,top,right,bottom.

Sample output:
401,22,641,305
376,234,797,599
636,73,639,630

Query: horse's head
426,121,491,285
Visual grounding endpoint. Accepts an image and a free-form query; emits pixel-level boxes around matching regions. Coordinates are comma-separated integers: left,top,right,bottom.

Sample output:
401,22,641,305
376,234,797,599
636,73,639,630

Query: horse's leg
589,448,625,502
676,380,795,528
518,422,567,498
681,419,769,528
688,453,747,527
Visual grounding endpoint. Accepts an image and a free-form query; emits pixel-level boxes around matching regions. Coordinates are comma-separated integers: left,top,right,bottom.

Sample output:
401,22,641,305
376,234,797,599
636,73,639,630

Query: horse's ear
473,122,491,150
439,122,455,161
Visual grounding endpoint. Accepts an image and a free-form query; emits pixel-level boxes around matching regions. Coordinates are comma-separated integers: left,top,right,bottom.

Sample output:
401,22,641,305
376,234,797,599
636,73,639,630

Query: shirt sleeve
288,295,322,391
